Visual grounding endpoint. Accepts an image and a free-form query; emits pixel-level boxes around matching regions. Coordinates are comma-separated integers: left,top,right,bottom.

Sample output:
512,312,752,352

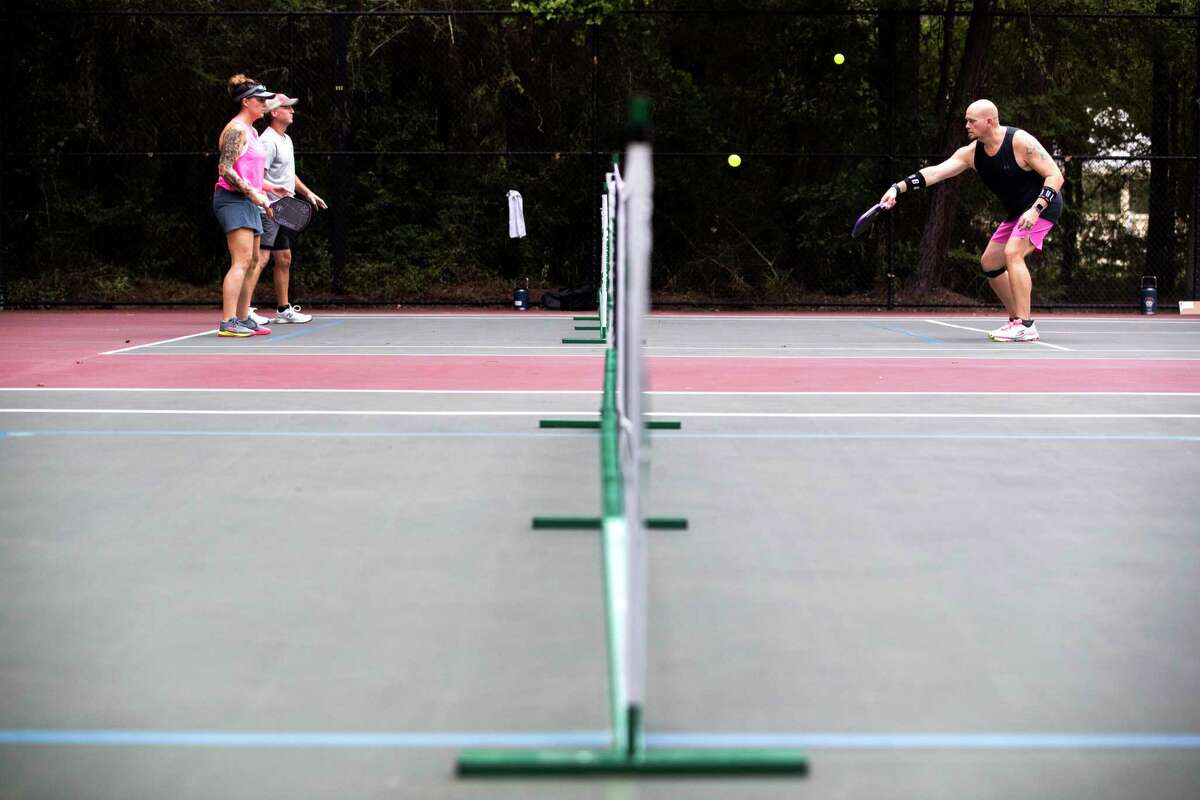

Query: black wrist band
1038,186,1058,205
904,172,926,191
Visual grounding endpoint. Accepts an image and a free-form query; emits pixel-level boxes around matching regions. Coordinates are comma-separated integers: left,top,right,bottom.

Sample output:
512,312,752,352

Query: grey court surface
2,316,1200,799
108,313,1200,359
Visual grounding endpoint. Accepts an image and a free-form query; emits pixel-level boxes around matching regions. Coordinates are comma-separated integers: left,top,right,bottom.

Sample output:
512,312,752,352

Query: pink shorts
990,218,1055,250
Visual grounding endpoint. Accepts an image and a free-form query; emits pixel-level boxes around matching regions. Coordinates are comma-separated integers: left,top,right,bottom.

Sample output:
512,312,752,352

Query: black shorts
261,213,299,251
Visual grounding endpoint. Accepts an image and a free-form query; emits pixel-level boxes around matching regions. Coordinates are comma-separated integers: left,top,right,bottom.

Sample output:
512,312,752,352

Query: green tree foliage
512,0,647,25
2,0,1196,306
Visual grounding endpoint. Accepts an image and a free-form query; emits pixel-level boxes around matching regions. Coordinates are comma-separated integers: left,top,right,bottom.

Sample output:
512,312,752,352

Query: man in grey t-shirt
245,93,328,324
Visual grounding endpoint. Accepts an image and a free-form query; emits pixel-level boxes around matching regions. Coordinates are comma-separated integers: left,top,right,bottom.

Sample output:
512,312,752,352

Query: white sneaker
248,307,271,325
274,304,312,324
991,320,1040,342
987,318,1018,339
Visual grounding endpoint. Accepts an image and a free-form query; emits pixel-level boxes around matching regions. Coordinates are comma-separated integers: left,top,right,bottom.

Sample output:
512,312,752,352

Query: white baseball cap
265,94,299,112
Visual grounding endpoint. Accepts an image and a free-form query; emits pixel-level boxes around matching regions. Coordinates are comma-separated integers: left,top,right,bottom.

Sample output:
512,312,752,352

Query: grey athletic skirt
213,187,264,235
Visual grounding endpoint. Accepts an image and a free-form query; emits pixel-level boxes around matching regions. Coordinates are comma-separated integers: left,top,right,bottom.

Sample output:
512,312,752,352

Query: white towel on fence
506,190,527,239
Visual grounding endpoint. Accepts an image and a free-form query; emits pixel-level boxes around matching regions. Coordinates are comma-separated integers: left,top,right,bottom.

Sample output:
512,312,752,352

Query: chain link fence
3,4,1197,310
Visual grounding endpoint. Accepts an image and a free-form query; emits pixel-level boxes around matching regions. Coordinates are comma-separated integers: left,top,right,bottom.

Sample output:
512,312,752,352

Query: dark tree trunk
895,4,921,154
910,0,995,294
932,0,957,152
1060,156,1084,289
875,2,922,291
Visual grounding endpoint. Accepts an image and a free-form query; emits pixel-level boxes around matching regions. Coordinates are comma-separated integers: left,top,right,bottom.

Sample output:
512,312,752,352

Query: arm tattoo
218,126,254,196
1025,144,1051,162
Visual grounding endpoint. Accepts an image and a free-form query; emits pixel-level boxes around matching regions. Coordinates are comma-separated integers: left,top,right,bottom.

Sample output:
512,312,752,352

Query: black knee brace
983,266,1008,279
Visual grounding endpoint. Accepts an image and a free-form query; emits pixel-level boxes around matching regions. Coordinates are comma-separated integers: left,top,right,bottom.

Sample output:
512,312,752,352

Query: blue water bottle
1140,276,1158,315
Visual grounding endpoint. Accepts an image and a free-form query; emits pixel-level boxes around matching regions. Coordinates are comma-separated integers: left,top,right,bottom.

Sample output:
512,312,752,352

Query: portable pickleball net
456,99,808,777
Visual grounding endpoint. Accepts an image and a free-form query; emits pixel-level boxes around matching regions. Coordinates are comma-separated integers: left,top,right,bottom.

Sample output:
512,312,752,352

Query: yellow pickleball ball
727,153,741,168
834,53,845,65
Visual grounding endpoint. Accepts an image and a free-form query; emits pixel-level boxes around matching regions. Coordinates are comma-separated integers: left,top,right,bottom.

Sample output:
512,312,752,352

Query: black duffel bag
541,285,597,311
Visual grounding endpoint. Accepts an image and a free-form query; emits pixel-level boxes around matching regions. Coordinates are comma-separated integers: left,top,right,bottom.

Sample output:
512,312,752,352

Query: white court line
649,315,1200,323
317,314,952,321
923,319,1073,351
303,312,1200,321
307,314,581,320
1037,330,1200,336
3,388,1198,397
140,343,1200,353
1029,348,1200,352
0,408,572,417
101,350,1200,361
144,344,603,351
278,313,934,321
660,412,1200,419
100,330,215,355
2,409,1199,419
143,344,1037,352
115,350,601,357
648,315,978,322
653,391,1200,397
920,317,1200,325
0,388,603,395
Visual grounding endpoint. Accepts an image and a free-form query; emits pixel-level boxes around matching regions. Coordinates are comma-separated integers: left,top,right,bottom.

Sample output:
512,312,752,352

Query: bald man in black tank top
879,99,1065,342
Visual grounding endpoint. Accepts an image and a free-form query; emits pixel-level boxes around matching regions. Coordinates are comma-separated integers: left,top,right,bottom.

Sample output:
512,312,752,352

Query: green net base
457,748,808,776
532,517,688,530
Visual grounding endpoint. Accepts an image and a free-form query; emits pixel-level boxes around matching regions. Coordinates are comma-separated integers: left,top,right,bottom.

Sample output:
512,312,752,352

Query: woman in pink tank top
213,74,289,337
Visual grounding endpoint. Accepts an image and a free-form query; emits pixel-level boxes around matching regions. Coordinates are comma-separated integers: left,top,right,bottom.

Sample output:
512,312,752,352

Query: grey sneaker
218,318,254,337
237,317,271,336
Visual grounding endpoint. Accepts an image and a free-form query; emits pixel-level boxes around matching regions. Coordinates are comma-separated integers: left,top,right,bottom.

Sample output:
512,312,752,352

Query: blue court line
653,732,1200,750
866,322,945,345
660,432,1200,442
0,730,604,748
1,729,1198,750
4,431,1199,442
259,318,345,343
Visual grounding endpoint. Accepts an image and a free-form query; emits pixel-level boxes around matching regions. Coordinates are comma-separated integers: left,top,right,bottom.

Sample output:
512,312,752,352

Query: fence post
0,4,7,310
1192,6,1200,300
592,23,601,291
332,10,350,295
883,8,897,310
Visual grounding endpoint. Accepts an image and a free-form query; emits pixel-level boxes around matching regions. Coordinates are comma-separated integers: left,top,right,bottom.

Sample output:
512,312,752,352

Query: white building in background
1082,108,1150,236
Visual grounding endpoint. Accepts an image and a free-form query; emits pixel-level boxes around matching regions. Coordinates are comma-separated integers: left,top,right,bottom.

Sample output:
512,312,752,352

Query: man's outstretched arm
879,144,974,208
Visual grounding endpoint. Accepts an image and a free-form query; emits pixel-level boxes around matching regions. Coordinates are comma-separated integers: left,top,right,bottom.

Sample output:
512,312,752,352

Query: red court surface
2,309,1199,392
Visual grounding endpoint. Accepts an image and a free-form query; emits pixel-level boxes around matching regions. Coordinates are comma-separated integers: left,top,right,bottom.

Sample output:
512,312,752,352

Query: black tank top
974,127,1062,223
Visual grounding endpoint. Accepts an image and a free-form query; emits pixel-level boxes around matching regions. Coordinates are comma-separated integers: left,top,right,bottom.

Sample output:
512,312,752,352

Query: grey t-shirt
260,127,296,201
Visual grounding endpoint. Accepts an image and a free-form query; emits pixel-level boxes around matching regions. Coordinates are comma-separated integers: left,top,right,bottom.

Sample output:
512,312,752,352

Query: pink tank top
215,121,266,194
